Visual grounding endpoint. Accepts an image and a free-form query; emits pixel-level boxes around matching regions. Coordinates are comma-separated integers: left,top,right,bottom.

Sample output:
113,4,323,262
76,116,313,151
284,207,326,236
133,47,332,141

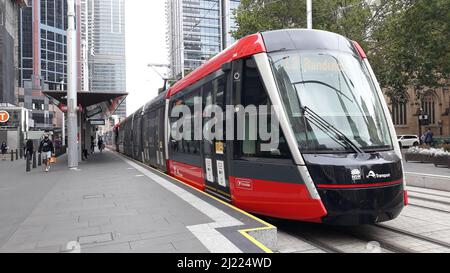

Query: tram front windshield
269,50,393,154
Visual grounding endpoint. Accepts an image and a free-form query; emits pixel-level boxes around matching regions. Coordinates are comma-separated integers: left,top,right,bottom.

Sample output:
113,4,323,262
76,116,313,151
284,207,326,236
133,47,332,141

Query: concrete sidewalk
0,150,275,253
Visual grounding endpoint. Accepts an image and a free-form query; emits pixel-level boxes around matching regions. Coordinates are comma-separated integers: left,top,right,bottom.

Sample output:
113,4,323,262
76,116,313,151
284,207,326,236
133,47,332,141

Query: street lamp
418,108,424,142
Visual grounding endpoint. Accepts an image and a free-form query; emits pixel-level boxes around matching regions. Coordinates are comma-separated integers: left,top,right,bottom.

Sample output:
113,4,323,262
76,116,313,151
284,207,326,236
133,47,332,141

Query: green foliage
232,0,450,100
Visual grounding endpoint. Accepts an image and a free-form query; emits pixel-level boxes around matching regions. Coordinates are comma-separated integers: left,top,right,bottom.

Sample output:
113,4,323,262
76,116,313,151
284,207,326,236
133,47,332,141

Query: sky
125,0,168,116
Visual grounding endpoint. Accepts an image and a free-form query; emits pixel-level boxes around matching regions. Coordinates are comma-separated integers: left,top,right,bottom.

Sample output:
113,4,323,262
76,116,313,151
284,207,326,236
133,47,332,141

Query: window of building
421,95,436,125
391,99,407,125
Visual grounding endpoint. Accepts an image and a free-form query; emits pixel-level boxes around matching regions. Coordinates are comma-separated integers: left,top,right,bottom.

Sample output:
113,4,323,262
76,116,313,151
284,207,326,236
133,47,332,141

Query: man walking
424,128,434,147
39,134,54,172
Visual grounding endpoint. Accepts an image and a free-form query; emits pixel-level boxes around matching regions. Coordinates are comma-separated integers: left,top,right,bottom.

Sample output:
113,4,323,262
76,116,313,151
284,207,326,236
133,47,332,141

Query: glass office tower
18,0,69,130
166,0,240,79
89,0,127,118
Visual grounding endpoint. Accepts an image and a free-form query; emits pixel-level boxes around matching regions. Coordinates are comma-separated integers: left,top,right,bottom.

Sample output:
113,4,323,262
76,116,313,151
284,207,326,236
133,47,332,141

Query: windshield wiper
301,106,365,154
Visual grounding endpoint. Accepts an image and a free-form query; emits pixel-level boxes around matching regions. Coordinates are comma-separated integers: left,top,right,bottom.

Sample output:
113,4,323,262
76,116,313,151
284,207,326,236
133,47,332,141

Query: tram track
373,224,450,249
336,227,412,253
280,229,345,253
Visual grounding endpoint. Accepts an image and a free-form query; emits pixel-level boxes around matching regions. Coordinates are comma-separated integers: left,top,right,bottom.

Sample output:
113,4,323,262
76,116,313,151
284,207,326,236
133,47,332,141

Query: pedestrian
424,128,434,147
25,139,34,160
1,141,8,161
38,134,54,172
98,137,104,153
90,136,95,154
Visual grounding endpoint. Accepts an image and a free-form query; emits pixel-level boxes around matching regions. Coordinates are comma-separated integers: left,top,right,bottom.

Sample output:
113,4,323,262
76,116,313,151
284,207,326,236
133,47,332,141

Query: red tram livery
113,29,407,225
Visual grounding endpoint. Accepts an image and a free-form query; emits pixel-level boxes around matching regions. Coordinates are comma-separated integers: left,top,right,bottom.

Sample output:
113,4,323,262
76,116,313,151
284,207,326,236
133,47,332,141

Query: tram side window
169,89,201,156
236,58,291,159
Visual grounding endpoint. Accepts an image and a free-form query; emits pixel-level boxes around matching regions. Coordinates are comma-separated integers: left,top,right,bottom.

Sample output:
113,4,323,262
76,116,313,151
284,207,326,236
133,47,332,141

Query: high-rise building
166,0,240,79
87,0,127,118
17,0,77,130
0,0,28,105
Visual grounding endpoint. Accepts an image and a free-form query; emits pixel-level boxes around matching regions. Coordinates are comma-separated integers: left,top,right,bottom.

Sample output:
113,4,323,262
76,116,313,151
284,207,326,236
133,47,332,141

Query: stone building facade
384,86,450,138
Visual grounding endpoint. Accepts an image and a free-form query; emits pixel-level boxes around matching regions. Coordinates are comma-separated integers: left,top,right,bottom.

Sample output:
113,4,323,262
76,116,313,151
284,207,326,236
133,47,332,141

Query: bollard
26,153,31,172
38,153,42,167
16,149,18,160
32,152,37,169
11,150,14,161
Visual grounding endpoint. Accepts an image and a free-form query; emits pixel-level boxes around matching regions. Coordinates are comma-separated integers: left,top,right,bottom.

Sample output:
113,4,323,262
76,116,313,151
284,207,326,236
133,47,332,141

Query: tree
371,0,450,100
232,0,450,100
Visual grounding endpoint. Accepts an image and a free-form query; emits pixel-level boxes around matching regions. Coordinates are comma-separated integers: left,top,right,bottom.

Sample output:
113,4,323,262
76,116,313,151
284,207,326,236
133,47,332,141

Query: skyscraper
166,0,240,79
87,0,127,118
17,0,76,130
0,0,28,105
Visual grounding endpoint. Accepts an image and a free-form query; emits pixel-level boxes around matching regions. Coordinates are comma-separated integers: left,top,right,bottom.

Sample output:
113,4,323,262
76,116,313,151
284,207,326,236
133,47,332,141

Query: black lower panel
319,185,405,226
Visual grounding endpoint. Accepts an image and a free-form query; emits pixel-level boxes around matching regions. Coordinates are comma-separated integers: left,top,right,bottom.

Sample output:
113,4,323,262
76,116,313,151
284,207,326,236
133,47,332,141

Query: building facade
87,0,127,118
17,0,76,131
385,86,450,138
166,0,240,79
0,0,28,105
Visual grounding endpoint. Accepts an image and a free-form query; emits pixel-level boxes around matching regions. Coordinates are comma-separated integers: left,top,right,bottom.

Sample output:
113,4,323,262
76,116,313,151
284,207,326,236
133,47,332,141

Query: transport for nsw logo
351,169,362,180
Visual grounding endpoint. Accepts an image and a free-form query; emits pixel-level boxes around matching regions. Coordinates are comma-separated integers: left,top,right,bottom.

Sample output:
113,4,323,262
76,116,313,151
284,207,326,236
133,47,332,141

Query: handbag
50,156,57,164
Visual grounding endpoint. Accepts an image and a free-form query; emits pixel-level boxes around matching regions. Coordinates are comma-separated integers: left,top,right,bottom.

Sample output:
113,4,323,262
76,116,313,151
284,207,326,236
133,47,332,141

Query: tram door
202,75,231,199
155,107,166,171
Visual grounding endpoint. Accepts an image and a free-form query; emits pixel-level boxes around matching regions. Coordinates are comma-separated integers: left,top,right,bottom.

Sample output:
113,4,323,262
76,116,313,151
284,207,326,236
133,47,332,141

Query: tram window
235,58,291,159
169,89,201,156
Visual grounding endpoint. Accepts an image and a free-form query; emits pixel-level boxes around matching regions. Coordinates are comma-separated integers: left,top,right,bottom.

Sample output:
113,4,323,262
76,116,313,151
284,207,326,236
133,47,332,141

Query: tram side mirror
221,62,232,72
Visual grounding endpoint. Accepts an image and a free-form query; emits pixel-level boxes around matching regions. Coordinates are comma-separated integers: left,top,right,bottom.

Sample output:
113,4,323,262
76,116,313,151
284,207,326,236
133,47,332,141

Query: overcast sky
125,0,167,116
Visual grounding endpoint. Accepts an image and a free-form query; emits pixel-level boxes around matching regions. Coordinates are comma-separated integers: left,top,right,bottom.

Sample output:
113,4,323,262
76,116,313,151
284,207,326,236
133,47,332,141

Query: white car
397,135,420,148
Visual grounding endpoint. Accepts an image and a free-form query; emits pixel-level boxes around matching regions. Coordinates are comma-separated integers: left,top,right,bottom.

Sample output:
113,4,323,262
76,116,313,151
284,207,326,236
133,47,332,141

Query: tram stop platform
0,150,276,253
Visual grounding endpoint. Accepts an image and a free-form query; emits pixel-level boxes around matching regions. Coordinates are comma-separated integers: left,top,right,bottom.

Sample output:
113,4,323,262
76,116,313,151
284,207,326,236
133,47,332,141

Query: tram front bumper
317,184,405,226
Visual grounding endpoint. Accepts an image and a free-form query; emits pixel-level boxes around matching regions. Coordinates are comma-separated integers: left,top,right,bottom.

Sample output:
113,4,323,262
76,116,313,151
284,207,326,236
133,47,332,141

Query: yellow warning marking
111,150,276,253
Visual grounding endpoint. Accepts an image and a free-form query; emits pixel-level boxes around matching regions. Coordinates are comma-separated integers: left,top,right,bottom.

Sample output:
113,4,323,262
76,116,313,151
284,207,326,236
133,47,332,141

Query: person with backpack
1,141,8,161
39,134,54,172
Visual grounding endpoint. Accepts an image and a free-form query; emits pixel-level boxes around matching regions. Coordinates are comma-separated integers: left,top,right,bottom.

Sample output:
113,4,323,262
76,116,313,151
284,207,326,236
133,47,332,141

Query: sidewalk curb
111,149,277,253
406,172,450,192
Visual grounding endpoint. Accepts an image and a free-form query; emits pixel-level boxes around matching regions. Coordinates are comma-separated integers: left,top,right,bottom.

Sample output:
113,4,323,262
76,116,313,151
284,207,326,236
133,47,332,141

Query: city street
0,150,448,253
0,0,449,261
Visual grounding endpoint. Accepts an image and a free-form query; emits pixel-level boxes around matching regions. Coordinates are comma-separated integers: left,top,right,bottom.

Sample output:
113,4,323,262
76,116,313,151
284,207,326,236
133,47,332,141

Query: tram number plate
205,158,214,182
217,160,226,187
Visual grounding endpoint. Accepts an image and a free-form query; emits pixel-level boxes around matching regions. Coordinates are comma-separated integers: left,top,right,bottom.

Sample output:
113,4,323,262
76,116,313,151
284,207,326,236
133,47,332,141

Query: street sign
90,119,105,126
0,111,10,123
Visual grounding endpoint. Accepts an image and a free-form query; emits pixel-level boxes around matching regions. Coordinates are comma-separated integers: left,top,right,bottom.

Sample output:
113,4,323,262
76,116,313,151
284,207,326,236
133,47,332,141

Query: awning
42,91,128,118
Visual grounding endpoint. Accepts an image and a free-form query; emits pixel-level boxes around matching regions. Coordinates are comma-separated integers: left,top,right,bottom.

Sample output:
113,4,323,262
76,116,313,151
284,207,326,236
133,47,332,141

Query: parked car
398,135,420,148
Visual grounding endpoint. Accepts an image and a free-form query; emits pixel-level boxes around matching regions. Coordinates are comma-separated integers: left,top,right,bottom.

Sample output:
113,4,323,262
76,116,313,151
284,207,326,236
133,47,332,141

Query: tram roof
167,29,361,99
167,33,266,98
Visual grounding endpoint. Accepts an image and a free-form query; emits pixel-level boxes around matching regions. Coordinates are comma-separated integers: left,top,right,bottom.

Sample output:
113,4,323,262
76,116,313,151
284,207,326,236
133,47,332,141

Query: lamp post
307,0,313,29
418,108,423,143
67,0,78,168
